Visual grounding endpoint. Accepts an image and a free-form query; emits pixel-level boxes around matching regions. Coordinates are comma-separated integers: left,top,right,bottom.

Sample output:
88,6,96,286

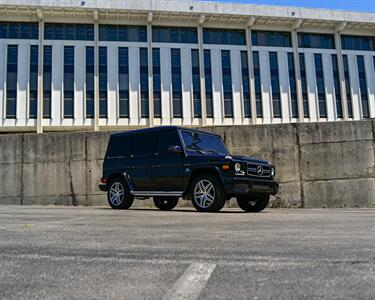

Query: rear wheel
236,194,270,212
107,177,134,209
153,197,179,211
191,174,226,212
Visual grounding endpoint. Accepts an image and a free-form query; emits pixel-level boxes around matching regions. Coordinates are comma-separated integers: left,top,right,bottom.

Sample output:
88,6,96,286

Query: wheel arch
106,172,133,191
184,167,225,197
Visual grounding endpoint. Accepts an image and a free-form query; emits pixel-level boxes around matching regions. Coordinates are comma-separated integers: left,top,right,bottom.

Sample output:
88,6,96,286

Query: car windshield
180,131,229,155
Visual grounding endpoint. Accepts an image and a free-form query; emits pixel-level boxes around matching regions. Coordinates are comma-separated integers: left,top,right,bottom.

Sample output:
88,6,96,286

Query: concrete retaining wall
0,121,374,208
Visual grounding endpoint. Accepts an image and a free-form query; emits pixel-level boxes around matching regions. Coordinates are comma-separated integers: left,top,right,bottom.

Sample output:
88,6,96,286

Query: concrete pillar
335,28,349,120
147,16,154,127
36,11,44,133
181,47,192,125
93,11,99,131
245,23,256,124
198,21,207,126
291,27,304,123
231,49,242,124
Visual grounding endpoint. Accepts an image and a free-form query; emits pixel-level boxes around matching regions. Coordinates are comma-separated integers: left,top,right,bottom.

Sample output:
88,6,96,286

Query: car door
127,133,155,191
151,129,186,191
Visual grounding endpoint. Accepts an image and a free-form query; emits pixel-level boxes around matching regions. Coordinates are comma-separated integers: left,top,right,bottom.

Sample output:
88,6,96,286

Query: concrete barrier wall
0,121,374,208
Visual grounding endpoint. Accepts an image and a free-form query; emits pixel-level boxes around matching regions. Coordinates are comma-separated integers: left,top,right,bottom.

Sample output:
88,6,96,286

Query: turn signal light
222,164,230,170
100,178,107,184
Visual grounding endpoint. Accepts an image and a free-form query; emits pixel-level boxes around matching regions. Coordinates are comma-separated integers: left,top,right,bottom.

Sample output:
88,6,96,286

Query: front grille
247,163,271,177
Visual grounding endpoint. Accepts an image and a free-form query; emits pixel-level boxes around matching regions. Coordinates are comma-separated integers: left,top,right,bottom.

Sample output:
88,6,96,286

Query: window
152,48,162,118
253,51,263,118
203,28,245,45
132,133,156,156
99,47,107,118
240,51,251,118
6,45,17,118
43,46,52,118
181,131,229,156
158,130,181,155
221,50,233,118
357,56,369,118
331,54,343,118
140,48,149,118
106,136,130,158
45,23,94,41
269,52,281,118
29,45,38,119
118,47,129,118
343,55,353,118
299,53,309,118
341,35,375,51
191,49,201,118
171,49,182,118
252,30,292,47
287,53,298,118
314,54,327,118
86,46,94,118
0,22,38,39
298,33,335,49
99,25,147,42
204,50,213,118
63,46,74,118
152,26,197,44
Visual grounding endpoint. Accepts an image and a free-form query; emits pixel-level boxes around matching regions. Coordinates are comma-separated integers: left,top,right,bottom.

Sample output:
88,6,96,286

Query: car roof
110,126,222,138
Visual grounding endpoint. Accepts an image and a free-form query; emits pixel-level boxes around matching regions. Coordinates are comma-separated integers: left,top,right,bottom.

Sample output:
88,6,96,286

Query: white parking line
163,262,216,300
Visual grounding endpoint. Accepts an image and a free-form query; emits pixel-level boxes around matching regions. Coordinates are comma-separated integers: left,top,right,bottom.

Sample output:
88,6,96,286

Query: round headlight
271,167,275,177
235,163,242,173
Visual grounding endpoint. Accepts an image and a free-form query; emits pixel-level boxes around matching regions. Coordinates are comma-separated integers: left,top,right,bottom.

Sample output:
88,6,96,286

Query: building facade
0,0,375,132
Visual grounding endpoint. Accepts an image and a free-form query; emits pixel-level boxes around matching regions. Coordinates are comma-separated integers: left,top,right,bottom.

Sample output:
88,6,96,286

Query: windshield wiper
203,148,220,154
186,144,206,154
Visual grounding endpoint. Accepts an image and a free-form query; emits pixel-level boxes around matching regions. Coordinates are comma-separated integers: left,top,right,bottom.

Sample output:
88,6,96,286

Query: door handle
152,165,160,168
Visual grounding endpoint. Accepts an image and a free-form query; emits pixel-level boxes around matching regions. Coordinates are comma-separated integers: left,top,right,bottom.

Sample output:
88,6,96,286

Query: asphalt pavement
0,205,374,300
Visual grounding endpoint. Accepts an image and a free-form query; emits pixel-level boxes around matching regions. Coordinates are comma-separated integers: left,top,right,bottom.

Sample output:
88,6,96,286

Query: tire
107,177,134,209
153,197,179,211
236,193,270,213
190,174,226,212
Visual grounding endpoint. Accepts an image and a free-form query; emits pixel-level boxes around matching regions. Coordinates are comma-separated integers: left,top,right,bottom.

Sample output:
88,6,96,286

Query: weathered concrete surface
0,121,374,208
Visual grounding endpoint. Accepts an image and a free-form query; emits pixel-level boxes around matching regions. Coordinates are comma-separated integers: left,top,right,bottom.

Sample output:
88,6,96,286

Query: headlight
271,167,275,177
234,163,241,173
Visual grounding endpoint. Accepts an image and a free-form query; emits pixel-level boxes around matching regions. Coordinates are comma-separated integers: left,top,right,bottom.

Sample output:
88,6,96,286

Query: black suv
99,126,278,212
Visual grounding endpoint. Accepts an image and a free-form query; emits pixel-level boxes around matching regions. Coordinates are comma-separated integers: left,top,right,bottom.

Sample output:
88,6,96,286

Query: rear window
158,130,181,155
106,135,130,158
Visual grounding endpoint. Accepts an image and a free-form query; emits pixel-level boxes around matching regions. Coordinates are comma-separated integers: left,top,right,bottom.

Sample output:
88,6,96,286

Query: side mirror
168,145,183,154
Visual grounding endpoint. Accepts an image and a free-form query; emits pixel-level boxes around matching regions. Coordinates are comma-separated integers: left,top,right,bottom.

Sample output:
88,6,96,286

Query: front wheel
153,197,179,211
107,177,134,209
191,175,226,212
236,194,270,212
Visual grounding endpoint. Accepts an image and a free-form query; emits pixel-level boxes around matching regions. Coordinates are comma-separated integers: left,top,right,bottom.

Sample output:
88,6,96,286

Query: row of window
3,45,373,120
2,22,375,50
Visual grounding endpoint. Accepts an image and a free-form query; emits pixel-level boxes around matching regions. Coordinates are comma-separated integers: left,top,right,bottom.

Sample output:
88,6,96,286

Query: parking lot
0,205,374,299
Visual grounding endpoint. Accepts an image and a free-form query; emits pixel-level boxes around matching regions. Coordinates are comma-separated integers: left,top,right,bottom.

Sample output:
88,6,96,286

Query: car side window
131,133,156,156
158,130,181,155
106,136,129,158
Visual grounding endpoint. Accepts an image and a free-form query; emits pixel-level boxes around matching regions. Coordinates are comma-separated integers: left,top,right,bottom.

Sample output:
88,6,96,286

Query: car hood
203,153,270,165
230,155,270,165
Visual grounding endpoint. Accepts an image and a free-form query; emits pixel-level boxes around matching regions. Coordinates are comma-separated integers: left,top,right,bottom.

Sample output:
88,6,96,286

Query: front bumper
224,176,279,196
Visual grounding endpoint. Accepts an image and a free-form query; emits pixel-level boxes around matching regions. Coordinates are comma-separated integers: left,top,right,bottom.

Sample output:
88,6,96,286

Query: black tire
190,174,226,212
107,177,134,209
236,194,270,213
153,197,179,211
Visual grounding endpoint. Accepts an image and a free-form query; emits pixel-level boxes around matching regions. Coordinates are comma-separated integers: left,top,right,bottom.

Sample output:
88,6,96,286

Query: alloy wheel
109,182,125,206
193,179,215,209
